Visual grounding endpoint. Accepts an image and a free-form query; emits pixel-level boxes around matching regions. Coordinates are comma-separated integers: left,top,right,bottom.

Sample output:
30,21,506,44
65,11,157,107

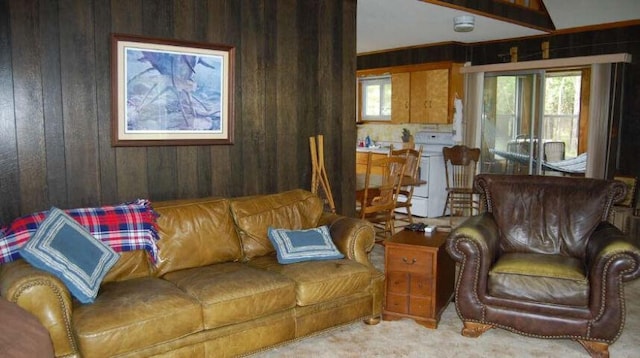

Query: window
359,76,391,121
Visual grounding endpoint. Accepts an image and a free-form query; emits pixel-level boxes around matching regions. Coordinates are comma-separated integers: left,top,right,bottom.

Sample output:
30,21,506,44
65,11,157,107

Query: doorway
479,69,587,175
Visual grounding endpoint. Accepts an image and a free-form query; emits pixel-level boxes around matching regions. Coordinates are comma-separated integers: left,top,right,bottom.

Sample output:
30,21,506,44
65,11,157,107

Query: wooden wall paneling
146,148,178,201
340,0,357,216
267,0,300,192
142,1,179,202
11,0,48,214
239,0,267,196
111,0,149,202
205,0,239,198
0,0,21,224
93,0,118,205
317,0,341,210
0,0,356,223
263,0,279,194
173,0,200,199
40,0,68,208
296,0,320,196
59,0,100,208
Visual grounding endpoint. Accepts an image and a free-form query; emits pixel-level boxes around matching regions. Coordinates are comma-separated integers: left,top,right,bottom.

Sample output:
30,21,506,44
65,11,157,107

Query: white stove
396,131,454,218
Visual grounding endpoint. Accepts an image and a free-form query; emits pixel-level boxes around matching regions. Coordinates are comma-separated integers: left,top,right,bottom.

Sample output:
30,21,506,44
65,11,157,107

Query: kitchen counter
356,147,392,155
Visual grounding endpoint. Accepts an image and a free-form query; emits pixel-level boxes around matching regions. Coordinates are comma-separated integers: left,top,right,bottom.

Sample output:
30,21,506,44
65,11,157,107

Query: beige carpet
251,217,640,358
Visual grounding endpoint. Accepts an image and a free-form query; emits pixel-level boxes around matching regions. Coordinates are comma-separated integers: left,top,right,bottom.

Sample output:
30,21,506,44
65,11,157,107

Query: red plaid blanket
0,200,159,264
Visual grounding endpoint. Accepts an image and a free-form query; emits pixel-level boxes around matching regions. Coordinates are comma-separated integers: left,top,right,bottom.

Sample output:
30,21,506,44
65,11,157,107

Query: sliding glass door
480,70,583,176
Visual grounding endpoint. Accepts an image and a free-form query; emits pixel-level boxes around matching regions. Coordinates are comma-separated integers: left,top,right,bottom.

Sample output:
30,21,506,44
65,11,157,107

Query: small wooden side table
382,229,455,329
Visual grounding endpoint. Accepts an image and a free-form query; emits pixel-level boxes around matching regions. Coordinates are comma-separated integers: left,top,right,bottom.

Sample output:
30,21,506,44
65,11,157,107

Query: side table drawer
387,271,409,294
409,296,433,317
387,247,433,275
386,293,409,314
410,275,432,297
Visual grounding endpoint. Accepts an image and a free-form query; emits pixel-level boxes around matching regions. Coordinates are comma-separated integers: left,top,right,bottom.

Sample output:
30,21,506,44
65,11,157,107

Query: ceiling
357,0,640,54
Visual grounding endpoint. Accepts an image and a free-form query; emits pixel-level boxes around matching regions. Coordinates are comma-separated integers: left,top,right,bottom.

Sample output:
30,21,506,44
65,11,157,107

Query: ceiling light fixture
453,15,475,32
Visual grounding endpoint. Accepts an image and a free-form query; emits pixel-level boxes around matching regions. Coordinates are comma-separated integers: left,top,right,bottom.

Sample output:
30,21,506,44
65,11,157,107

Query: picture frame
111,34,235,146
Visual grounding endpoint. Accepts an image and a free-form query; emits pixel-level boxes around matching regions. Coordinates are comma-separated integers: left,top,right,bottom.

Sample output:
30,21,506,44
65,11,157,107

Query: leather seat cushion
248,255,372,306
163,262,296,329
72,277,202,357
488,253,589,306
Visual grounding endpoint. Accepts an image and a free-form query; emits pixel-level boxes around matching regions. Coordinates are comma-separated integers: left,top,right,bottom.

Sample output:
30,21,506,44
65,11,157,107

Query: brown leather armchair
446,174,640,357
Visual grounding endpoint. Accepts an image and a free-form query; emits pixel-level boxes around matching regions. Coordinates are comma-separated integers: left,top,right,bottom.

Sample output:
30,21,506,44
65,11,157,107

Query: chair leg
406,206,413,224
442,192,450,216
576,340,609,358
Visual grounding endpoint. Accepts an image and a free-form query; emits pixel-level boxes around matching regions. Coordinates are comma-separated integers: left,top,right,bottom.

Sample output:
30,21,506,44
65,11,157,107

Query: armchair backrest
475,174,627,258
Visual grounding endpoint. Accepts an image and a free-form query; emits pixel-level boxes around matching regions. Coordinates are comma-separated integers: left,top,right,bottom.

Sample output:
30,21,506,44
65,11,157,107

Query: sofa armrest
318,213,376,268
0,260,78,357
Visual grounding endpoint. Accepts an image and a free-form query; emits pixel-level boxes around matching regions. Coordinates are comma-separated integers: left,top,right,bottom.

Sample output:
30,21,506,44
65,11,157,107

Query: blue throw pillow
19,207,119,304
267,226,344,264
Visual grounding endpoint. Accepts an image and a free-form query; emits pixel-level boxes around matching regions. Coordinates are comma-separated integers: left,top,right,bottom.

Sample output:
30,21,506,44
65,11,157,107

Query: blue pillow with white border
19,207,120,304
267,225,344,264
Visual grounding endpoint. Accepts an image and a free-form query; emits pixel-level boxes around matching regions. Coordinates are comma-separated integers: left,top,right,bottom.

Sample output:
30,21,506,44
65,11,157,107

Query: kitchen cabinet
357,62,463,125
409,69,449,124
391,72,410,124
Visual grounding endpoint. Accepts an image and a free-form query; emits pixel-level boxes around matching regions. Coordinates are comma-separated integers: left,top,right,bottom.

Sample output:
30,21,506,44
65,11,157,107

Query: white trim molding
460,53,632,74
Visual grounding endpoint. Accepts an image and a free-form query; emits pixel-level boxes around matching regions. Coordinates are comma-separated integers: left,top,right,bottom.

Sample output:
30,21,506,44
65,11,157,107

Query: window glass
360,76,391,120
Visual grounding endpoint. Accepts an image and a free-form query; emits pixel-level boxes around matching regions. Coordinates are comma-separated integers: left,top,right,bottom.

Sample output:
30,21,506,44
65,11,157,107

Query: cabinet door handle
402,257,417,265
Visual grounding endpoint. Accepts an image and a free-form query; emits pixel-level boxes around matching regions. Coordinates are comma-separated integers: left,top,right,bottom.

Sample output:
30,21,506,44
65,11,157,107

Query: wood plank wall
0,0,358,225
358,25,640,185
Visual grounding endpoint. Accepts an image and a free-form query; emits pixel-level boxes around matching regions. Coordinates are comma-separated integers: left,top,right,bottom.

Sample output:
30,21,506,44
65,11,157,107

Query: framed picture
111,34,235,146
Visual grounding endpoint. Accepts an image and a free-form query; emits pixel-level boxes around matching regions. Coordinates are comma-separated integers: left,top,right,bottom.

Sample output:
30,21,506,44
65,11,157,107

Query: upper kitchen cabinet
391,72,410,124
410,69,449,124
357,62,463,124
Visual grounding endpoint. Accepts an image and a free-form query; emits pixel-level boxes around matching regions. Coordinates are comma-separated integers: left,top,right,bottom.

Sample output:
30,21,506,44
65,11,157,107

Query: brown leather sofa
0,189,384,357
446,174,640,357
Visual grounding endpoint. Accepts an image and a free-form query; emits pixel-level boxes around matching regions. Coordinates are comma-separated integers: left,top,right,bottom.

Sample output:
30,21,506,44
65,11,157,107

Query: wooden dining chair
356,152,407,242
442,145,481,225
390,145,423,227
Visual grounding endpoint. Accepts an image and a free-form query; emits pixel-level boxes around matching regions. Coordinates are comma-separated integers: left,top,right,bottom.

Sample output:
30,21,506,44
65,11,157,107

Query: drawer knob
402,257,417,265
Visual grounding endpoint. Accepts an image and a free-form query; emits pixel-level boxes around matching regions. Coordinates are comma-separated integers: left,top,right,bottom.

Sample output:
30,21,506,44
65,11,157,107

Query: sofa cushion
153,198,243,276
230,189,324,260
488,252,589,306
268,226,344,264
248,255,372,306
19,207,120,304
72,277,202,357
163,262,296,330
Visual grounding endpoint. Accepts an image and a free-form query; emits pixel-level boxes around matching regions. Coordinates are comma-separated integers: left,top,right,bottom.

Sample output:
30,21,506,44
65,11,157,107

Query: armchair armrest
586,222,640,282
446,212,500,265
583,221,640,337
318,212,376,268
445,213,500,317
0,260,78,357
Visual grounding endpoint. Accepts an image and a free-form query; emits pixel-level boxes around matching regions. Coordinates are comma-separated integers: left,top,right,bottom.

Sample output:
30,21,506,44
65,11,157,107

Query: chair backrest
391,145,423,183
443,145,480,190
360,153,407,216
543,141,565,162
475,174,627,258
